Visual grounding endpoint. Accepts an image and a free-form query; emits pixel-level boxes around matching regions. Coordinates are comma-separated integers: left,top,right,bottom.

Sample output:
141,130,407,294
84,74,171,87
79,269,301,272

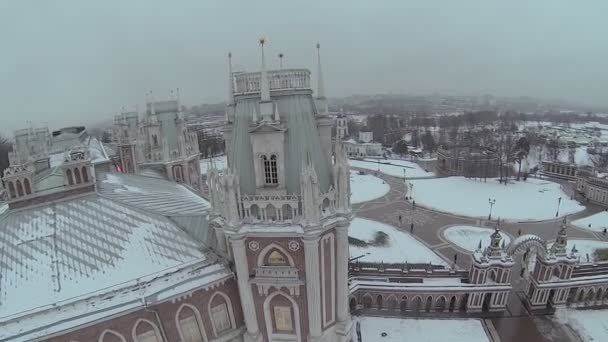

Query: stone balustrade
233,69,311,95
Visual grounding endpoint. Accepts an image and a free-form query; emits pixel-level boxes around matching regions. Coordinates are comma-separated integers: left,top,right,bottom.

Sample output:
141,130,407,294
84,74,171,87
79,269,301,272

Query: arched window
66,169,74,185
23,178,31,195
152,135,159,147
98,329,127,342
176,304,207,342
208,292,236,337
74,168,82,184
8,181,16,198
270,155,278,184
132,319,162,342
82,167,89,182
268,250,288,266
173,165,184,182
262,155,278,185
16,180,23,197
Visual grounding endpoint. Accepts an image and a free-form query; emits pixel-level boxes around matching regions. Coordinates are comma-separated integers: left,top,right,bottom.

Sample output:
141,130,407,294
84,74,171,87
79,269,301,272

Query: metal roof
228,93,333,196
0,193,207,320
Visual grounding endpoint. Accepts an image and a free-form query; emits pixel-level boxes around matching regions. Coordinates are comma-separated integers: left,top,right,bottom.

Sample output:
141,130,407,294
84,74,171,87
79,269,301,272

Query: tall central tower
208,41,352,342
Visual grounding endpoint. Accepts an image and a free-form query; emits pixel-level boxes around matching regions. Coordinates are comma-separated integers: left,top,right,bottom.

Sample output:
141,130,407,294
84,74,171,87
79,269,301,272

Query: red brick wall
245,237,309,341
46,277,243,342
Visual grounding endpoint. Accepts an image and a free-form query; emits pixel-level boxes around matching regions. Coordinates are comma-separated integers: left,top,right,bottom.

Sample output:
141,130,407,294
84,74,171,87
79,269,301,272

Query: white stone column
304,237,322,340
335,224,352,342
335,224,349,322
231,238,262,342
214,227,227,254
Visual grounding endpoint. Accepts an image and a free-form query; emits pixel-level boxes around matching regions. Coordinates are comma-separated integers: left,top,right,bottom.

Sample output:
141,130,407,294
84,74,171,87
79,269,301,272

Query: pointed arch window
66,169,74,185
74,168,82,184
262,155,278,185
8,181,16,198
268,250,288,266
82,167,89,182
23,178,31,195
16,180,24,197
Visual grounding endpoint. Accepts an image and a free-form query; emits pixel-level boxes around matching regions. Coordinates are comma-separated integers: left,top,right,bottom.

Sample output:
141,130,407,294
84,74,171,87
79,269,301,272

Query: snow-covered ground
443,226,512,252
350,171,390,204
349,218,447,265
572,212,608,232
409,177,584,221
548,239,608,263
357,317,490,342
350,158,435,178
200,155,227,174
555,308,608,342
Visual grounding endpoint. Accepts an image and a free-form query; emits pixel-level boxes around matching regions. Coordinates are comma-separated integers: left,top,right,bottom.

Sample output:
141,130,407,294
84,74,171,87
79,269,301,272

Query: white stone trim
321,233,336,327
98,329,127,342
257,242,295,267
263,291,302,342
131,318,163,342
208,291,238,338
175,303,208,342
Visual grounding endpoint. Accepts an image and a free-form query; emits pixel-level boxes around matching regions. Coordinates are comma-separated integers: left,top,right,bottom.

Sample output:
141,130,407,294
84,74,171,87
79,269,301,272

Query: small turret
60,148,94,188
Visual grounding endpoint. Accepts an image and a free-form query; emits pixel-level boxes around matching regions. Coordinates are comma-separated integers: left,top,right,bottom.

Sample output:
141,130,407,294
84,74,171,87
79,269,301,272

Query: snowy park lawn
200,155,227,175
443,226,511,252
548,239,608,263
572,212,608,232
350,170,390,204
358,317,490,342
555,308,608,342
349,158,434,178
409,177,584,221
349,218,447,265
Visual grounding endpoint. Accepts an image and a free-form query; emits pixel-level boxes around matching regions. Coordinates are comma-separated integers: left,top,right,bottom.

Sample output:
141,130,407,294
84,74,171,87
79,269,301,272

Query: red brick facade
46,277,244,342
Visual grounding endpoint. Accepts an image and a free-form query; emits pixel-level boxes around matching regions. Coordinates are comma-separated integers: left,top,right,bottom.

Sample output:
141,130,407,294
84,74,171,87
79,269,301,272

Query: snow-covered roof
0,172,220,339
97,172,210,216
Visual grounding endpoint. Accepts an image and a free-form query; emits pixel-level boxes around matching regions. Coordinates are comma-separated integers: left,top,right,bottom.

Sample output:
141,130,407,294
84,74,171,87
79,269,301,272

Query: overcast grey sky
1,0,607,135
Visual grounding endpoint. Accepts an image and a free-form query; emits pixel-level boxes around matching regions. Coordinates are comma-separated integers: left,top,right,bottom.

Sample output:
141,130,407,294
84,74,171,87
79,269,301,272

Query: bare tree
590,152,608,171
0,134,11,176
512,137,530,181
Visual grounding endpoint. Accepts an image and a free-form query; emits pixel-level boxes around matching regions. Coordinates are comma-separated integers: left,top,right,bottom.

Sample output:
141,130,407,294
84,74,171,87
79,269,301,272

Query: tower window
262,155,279,185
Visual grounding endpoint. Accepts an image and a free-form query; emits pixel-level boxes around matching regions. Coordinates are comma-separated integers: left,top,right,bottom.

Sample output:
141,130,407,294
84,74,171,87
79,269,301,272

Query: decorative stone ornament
288,240,300,252
248,240,260,252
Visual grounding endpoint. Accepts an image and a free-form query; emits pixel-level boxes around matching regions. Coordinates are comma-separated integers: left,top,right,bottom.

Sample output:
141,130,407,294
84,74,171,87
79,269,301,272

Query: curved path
351,167,604,270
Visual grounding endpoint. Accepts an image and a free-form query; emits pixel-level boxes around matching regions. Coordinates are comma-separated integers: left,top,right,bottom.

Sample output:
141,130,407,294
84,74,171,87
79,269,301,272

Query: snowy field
555,308,608,342
200,155,227,174
444,226,512,252
357,317,490,342
349,158,435,178
350,171,390,204
548,239,608,263
409,177,584,221
572,212,608,232
349,218,447,265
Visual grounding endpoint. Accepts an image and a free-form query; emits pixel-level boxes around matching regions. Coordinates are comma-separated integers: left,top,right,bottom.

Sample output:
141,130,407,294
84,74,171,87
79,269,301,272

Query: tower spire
227,52,234,105
259,38,270,102
316,43,325,99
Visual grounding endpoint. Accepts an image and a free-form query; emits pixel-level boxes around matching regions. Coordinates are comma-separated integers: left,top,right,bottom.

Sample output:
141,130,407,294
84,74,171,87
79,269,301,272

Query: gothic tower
208,40,352,342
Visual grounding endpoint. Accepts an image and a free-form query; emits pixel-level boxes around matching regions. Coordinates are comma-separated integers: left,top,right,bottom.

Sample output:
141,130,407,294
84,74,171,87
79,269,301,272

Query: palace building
0,41,351,342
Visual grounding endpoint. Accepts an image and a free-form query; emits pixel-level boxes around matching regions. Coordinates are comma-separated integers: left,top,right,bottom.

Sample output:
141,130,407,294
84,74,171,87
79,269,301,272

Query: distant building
358,130,373,143
576,167,608,207
436,146,500,178
542,160,578,181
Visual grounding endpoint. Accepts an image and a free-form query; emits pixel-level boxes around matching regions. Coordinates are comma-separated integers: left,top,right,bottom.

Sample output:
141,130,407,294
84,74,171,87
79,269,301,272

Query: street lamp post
555,196,562,217
488,198,496,221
